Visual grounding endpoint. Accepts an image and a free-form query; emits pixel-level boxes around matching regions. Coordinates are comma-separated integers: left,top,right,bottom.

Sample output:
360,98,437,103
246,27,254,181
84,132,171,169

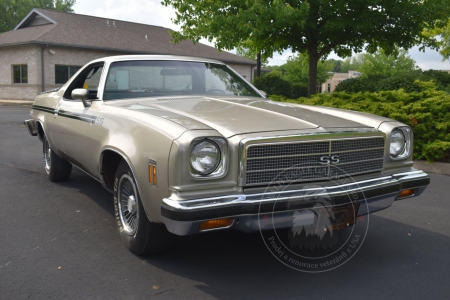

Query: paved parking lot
1,105,449,299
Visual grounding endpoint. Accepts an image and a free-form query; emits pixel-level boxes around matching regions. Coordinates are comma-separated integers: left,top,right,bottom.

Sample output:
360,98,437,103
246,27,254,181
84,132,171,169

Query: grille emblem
318,155,340,165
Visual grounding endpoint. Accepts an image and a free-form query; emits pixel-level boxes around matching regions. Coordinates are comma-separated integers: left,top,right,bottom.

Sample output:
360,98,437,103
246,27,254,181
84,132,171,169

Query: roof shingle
0,9,255,65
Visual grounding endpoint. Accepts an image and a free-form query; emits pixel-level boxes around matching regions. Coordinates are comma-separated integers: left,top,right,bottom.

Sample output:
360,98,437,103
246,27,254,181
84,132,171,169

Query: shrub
335,70,450,93
252,71,292,98
273,82,450,162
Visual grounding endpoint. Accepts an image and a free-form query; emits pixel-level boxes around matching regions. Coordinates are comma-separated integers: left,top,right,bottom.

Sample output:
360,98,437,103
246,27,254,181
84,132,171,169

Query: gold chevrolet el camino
24,55,430,255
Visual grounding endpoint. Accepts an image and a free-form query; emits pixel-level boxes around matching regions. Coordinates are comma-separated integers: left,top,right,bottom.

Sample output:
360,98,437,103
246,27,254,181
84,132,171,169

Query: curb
0,100,33,105
414,161,450,176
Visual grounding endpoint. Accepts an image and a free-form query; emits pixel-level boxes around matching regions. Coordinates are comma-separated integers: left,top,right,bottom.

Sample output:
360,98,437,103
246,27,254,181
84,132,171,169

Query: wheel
114,160,173,255
43,136,72,182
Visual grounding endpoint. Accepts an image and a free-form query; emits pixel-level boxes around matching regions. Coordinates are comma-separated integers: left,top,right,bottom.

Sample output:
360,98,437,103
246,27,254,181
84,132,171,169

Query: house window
55,65,82,84
13,65,28,83
327,84,331,92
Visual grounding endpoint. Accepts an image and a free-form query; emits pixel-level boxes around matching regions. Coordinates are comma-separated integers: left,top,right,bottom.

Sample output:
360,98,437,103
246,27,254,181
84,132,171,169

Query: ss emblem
319,155,340,165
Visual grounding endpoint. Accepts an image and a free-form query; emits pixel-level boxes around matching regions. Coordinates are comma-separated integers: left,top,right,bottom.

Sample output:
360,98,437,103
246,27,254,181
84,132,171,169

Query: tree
235,39,270,68
283,54,332,87
359,48,420,78
423,20,450,60
341,54,365,73
162,0,449,97
0,0,75,33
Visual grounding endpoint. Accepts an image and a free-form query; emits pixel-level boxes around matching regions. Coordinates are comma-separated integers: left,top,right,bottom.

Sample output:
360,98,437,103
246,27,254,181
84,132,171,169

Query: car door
51,62,107,178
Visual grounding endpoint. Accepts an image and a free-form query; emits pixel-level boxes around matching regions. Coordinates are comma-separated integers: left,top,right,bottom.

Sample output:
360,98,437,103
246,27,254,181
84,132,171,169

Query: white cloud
74,0,450,69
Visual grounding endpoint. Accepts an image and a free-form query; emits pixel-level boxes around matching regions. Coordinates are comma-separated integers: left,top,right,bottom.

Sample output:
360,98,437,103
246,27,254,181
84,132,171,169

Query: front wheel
114,160,172,255
43,136,72,182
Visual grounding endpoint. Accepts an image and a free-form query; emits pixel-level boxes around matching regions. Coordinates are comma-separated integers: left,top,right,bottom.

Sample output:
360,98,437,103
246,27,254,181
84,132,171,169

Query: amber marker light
398,189,416,199
148,165,157,185
199,218,233,231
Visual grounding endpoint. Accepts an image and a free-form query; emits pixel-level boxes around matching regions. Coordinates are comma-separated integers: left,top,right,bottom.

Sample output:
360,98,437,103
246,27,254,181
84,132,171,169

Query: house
0,9,256,100
321,70,362,93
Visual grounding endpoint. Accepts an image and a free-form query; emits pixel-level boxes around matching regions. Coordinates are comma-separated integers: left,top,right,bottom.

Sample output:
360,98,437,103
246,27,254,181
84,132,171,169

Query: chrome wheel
117,174,139,235
43,137,51,174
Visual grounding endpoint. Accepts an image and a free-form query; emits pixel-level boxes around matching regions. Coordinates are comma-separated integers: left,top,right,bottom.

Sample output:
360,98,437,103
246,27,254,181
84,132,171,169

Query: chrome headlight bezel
189,137,227,178
390,126,412,160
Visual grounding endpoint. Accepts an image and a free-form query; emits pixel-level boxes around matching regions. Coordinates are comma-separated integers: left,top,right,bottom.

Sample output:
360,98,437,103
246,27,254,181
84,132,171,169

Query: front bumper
161,170,430,235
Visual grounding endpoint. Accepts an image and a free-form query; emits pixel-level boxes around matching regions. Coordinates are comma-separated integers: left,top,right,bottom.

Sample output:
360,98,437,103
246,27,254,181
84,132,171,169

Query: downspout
41,45,46,93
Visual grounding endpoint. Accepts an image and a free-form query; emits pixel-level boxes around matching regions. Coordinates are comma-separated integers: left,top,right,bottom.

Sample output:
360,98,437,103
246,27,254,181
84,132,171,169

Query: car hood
111,96,390,138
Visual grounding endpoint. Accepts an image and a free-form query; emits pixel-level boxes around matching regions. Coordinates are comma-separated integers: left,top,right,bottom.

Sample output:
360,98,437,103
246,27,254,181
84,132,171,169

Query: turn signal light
148,165,157,185
199,218,233,231
398,189,416,199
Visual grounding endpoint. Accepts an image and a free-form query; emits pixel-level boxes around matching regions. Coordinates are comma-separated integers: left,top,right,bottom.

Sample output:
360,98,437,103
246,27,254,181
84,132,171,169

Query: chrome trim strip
163,170,428,211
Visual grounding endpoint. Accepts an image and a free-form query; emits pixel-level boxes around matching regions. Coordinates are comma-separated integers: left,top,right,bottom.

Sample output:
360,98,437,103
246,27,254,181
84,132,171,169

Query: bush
273,82,450,162
335,70,450,93
252,71,292,98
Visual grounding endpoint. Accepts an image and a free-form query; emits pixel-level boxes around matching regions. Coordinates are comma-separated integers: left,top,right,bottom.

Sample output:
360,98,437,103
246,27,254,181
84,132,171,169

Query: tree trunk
308,53,319,97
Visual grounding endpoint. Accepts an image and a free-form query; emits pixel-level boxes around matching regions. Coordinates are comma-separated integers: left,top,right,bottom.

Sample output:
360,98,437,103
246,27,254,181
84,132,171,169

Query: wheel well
101,150,123,190
37,122,45,142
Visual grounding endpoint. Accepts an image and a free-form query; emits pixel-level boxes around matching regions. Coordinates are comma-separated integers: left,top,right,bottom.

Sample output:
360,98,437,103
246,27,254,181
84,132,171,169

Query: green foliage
236,41,269,66
340,54,365,73
359,48,420,78
0,0,75,33
274,83,450,162
423,19,450,60
163,0,450,97
283,54,332,87
252,71,292,98
335,70,450,93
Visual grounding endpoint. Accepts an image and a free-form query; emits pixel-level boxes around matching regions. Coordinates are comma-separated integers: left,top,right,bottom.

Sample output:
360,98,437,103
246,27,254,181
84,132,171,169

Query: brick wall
0,44,256,100
228,64,253,82
0,45,41,100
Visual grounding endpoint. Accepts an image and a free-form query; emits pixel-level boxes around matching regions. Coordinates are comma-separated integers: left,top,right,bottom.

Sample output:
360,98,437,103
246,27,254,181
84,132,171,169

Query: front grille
242,136,385,186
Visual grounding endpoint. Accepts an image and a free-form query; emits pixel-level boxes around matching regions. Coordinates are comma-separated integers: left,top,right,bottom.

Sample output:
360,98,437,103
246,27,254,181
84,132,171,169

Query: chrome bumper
24,119,38,136
161,170,430,235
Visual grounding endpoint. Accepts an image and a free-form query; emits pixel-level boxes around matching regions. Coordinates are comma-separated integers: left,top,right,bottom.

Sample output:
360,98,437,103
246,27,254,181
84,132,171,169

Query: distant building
321,70,362,93
0,9,256,100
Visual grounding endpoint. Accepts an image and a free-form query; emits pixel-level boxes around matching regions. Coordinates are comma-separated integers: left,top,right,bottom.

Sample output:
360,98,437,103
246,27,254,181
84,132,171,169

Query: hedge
269,81,450,162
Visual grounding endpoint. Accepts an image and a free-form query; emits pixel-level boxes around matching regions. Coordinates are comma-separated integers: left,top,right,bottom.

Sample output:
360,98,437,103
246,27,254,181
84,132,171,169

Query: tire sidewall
114,161,150,254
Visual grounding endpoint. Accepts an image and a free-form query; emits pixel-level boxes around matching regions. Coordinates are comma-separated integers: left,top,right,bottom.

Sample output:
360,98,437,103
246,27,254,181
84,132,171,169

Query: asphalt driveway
1,105,449,299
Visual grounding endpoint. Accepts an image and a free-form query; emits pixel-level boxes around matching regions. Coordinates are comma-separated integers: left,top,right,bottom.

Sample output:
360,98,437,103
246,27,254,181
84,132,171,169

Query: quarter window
55,65,81,84
13,65,28,83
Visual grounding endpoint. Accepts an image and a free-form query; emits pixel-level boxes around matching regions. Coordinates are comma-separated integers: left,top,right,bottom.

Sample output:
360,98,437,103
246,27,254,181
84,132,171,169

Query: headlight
390,129,405,157
190,140,221,175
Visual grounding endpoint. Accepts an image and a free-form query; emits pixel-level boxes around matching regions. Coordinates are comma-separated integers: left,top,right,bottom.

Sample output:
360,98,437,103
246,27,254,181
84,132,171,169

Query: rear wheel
43,136,72,182
114,160,172,255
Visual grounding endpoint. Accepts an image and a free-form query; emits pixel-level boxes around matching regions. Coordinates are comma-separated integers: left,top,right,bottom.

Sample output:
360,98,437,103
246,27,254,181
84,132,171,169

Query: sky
73,0,450,70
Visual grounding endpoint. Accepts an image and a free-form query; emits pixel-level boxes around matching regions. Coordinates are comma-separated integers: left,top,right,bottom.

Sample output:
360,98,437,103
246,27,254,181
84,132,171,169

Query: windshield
103,60,261,100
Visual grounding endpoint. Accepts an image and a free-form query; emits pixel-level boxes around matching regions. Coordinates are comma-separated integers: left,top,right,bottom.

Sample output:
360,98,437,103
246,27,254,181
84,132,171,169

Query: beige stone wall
321,70,362,93
0,45,41,100
0,45,124,100
228,64,253,82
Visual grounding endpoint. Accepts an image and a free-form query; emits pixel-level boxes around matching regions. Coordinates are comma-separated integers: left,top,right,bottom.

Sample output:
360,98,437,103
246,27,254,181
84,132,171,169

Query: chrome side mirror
71,88,91,107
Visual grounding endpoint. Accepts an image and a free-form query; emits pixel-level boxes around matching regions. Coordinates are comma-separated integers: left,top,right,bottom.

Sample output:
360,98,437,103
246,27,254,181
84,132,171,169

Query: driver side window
64,63,104,100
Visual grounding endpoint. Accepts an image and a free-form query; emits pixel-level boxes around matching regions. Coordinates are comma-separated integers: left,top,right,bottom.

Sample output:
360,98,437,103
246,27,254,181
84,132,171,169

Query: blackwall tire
43,136,72,182
114,160,172,255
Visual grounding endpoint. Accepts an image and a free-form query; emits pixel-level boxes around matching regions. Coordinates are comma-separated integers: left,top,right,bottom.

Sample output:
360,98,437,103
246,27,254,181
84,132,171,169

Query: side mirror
259,90,267,97
71,88,91,107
